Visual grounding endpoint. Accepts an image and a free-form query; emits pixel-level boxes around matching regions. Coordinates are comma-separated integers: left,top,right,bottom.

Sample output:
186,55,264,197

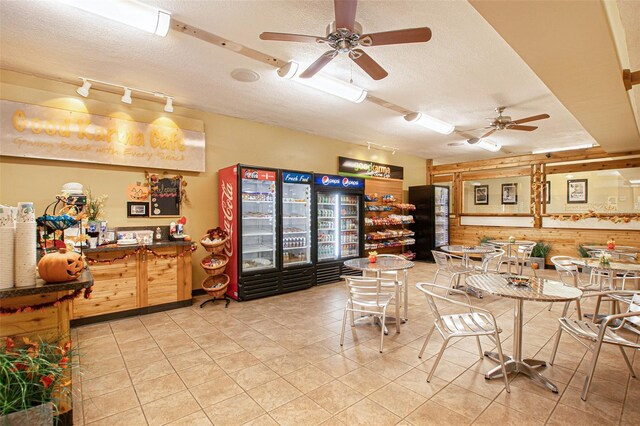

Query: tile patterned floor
71,262,639,425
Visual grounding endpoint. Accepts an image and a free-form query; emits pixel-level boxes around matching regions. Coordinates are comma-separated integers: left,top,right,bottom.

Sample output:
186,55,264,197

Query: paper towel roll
14,222,37,288
0,227,15,289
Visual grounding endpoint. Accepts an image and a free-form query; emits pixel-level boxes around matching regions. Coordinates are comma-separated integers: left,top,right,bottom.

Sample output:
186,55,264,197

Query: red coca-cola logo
220,179,234,257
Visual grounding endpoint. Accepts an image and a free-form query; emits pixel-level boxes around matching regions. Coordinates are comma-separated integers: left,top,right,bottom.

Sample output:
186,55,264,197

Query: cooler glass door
282,181,312,268
317,191,339,262
339,193,360,259
434,187,449,247
240,169,277,273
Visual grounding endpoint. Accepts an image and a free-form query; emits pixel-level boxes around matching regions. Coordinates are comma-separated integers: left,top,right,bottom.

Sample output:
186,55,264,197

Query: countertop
0,268,94,299
83,240,195,254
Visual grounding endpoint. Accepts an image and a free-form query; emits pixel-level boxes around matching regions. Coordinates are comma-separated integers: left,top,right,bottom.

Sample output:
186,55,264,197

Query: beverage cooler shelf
242,245,274,253
283,246,309,250
244,232,274,237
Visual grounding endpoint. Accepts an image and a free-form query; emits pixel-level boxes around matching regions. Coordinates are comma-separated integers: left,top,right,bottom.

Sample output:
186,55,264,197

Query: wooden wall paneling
179,248,192,301
541,163,547,216
425,159,433,185
138,250,148,308
147,247,179,305
453,173,462,221
545,157,640,174
461,166,531,180
0,292,69,339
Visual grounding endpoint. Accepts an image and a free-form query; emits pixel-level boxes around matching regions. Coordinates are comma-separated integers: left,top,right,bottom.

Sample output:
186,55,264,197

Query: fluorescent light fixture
403,112,454,135
121,87,132,104
76,78,91,97
531,143,594,154
58,0,171,36
630,180,640,184
277,61,367,103
164,97,174,113
466,138,501,152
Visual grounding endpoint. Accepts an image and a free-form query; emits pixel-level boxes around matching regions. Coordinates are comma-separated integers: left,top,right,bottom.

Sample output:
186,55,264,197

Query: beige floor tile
269,395,331,426
83,386,140,424
368,382,427,418
204,392,265,425
451,368,508,399
318,417,345,426
231,363,280,390
177,362,225,388
430,384,492,420
338,367,390,395
364,357,413,380
341,345,384,365
547,403,618,426
167,349,213,372
242,414,279,426
189,374,244,407
307,380,365,414
128,359,175,385
417,356,468,382
134,372,186,404
382,345,428,367
405,400,473,426
335,398,401,426
568,373,628,403
473,401,544,426
117,336,158,355
559,383,623,423
313,353,361,378
203,338,245,359
283,364,334,393
166,410,213,425
81,355,126,381
494,385,557,421
294,342,338,363
394,368,448,399
142,389,201,426
82,369,131,400
247,378,303,411
84,406,147,426
123,346,167,370
263,352,311,376
217,350,261,373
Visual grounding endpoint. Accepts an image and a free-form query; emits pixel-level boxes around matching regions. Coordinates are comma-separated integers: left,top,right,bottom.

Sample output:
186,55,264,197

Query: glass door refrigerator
314,173,365,284
218,165,279,301
280,170,316,292
408,185,450,262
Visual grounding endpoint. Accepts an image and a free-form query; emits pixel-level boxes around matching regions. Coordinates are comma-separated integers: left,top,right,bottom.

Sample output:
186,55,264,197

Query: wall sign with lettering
149,174,181,217
0,100,206,172
338,156,403,179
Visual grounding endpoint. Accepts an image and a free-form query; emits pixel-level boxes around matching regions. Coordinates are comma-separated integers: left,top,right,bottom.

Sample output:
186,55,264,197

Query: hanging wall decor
146,172,190,217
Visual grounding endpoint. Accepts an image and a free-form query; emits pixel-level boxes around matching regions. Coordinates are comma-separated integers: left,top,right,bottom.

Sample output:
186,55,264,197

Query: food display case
409,185,450,262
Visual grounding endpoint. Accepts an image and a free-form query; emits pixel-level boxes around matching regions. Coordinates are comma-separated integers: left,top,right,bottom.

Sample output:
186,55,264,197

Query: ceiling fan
471,106,550,139
259,0,432,80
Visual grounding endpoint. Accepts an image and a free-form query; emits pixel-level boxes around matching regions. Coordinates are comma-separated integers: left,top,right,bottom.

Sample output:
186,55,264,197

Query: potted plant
530,241,551,270
577,243,593,274
0,337,73,426
478,236,494,245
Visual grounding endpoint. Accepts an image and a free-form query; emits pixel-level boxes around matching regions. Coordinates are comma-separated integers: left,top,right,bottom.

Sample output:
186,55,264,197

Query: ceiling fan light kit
58,0,171,36
277,61,367,103
403,112,455,135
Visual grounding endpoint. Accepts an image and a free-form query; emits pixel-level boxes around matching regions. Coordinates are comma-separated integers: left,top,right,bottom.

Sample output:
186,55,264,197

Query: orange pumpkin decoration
38,248,84,283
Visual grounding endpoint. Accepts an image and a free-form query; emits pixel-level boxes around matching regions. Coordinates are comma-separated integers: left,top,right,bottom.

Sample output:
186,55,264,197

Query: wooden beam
461,166,531,180
425,159,433,185
546,157,640,174
433,174,453,183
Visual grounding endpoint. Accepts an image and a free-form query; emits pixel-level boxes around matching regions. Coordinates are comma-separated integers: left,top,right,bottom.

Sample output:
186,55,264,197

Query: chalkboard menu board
150,176,181,217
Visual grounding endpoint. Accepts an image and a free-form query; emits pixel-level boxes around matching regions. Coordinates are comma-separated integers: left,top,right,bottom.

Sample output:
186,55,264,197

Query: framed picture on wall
474,185,489,205
501,183,518,205
567,179,588,203
127,202,149,217
545,181,551,204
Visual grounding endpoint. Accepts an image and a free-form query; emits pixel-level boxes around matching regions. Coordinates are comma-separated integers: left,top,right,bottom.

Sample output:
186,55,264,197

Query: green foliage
0,337,73,416
577,244,592,258
85,189,108,222
479,235,493,244
531,241,552,258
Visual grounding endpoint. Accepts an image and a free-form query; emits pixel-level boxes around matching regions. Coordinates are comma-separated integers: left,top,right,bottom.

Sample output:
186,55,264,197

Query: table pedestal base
483,351,558,393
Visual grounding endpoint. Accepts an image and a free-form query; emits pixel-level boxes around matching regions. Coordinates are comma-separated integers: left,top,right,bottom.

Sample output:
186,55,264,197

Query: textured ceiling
0,0,606,163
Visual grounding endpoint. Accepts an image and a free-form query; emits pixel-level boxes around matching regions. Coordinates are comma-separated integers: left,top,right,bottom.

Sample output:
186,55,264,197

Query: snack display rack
363,178,416,260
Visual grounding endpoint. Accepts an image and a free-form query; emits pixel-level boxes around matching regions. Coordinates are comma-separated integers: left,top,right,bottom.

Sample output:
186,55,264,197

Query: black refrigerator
314,173,365,284
409,185,450,261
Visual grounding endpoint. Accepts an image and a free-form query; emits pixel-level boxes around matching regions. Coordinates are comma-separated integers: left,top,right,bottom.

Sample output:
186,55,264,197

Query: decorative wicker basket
201,254,229,276
200,235,228,254
201,274,230,298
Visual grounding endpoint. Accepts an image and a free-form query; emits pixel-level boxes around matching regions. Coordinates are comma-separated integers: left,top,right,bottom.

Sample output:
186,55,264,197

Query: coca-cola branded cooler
314,173,365,284
218,164,315,301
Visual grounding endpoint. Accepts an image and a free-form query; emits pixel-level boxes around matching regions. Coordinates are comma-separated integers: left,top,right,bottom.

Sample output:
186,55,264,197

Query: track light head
77,78,91,97
164,97,173,113
121,87,132,104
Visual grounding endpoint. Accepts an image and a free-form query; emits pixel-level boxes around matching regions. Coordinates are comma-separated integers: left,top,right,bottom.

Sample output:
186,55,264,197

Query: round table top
582,245,640,254
440,245,495,255
466,273,582,302
487,240,536,246
571,258,640,272
344,257,415,272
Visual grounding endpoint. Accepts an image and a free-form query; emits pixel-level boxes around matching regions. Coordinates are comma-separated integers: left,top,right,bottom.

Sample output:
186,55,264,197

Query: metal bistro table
582,245,640,255
466,273,582,393
487,240,535,274
343,257,415,334
440,245,495,267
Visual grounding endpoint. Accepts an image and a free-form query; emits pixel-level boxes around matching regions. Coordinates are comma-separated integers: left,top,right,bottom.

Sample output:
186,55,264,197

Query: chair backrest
628,293,640,328
432,250,451,270
415,282,446,327
345,277,394,308
517,243,535,261
481,249,504,273
551,255,578,286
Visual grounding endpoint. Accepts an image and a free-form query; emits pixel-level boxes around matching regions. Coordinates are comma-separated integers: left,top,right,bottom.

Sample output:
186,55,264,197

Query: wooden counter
71,242,194,325
0,269,94,425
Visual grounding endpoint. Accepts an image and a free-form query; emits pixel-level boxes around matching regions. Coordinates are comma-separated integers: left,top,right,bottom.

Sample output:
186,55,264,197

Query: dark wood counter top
83,240,195,254
0,269,94,299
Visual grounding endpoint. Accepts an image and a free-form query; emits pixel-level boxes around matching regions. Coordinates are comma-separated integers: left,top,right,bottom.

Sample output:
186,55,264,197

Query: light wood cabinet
72,244,193,322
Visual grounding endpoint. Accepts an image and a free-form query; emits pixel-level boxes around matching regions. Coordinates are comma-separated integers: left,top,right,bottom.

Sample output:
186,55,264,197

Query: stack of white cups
14,201,37,288
0,206,15,289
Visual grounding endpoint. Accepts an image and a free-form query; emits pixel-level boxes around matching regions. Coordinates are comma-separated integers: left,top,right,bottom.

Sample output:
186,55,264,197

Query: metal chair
473,249,505,274
432,250,474,290
550,255,601,317
362,254,409,320
415,283,510,393
340,276,396,353
499,243,534,275
550,290,640,401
